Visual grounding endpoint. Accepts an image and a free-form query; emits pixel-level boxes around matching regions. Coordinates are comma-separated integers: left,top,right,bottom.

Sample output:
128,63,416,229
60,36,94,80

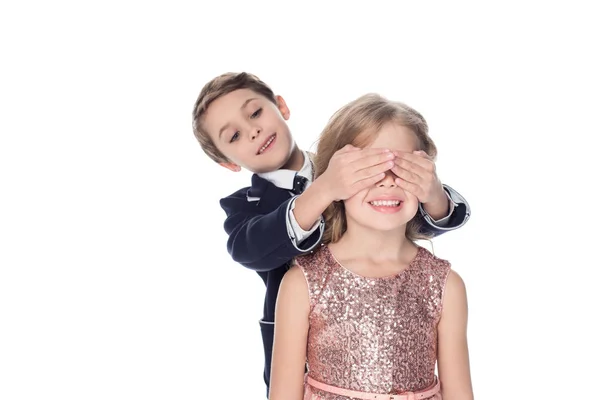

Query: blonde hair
314,93,438,245
192,72,277,163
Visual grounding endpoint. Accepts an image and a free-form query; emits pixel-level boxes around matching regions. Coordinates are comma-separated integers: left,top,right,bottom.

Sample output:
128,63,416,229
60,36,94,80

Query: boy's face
202,89,296,173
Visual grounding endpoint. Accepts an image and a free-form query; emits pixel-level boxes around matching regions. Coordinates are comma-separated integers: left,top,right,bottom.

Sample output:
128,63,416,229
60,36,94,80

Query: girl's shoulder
293,244,335,294
294,244,330,272
416,245,452,272
412,246,453,289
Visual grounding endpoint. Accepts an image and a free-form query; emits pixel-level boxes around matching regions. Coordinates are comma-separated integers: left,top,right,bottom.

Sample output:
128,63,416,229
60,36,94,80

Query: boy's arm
220,147,396,272
416,184,471,237
292,146,396,231
220,191,318,272
391,150,471,237
286,197,325,251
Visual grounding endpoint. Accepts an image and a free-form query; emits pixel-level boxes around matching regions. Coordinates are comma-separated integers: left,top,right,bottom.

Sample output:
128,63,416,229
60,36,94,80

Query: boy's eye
230,131,240,143
250,108,262,118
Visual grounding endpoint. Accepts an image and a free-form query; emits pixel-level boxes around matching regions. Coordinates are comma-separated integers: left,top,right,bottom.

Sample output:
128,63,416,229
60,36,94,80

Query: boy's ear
275,95,290,120
219,162,242,172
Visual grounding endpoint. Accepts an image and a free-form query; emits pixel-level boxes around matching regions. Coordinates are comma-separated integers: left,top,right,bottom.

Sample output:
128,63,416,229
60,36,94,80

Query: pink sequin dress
296,244,451,399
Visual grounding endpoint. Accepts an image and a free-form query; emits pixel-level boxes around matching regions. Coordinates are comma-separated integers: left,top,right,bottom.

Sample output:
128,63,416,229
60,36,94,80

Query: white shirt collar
258,150,313,190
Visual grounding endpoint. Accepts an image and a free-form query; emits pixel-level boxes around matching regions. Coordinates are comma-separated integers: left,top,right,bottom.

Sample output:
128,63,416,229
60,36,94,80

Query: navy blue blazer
219,173,470,393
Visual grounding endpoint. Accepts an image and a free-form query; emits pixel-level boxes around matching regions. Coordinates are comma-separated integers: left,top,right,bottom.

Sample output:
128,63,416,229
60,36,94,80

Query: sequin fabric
296,245,450,399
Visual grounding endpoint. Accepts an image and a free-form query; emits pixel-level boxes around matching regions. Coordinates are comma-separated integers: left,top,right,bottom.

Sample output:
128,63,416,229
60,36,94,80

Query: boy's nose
377,171,397,187
250,127,261,140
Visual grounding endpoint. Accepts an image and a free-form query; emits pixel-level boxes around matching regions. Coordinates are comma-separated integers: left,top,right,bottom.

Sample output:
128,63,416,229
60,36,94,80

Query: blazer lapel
247,174,292,208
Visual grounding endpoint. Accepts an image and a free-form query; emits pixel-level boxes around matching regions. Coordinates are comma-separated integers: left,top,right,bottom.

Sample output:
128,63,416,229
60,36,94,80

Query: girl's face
343,122,420,233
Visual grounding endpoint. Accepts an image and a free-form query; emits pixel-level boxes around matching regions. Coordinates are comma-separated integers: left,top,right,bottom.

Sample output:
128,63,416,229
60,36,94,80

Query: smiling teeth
259,136,275,153
370,200,400,207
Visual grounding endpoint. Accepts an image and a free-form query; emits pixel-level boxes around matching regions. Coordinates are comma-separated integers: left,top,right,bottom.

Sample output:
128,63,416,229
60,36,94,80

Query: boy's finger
393,157,427,177
413,150,431,158
354,160,394,182
352,152,395,171
344,148,392,166
395,151,434,171
394,178,420,197
391,163,421,184
353,172,387,193
393,149,431,158
337,144,361,154
361,147,392,155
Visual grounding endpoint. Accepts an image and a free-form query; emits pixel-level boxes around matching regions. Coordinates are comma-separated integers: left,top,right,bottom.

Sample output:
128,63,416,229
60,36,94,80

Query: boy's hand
391,150,447,205
320,145,395,202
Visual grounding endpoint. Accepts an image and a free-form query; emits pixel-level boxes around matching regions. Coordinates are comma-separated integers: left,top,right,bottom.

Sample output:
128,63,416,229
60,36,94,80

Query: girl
269,94,473,400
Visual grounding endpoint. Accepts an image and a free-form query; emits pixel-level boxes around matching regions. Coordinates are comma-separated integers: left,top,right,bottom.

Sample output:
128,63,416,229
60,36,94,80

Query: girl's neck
331,225,415,263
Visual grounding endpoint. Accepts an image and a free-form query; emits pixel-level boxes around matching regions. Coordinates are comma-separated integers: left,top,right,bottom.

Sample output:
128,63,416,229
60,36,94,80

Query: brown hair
314,93,438,244
192,72,278,163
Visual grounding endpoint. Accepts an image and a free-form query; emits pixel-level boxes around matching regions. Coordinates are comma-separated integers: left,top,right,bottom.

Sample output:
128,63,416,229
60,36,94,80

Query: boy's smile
202,88,301,173
257,133,277,155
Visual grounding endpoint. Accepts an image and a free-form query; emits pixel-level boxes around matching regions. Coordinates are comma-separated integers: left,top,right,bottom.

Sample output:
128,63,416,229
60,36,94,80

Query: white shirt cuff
286,197,323,247
420,188,455,227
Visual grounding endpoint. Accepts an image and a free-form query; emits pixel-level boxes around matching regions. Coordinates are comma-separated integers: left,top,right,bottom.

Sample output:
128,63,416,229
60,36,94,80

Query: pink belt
305,375,440,400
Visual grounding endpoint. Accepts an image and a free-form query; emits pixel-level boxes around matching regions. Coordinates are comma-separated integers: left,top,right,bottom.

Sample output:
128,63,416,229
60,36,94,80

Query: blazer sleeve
219,192,321,272
415,184,471,237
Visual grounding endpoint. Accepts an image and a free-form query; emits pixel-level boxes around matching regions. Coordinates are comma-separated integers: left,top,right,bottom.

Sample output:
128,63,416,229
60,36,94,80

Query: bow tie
291,175,308,195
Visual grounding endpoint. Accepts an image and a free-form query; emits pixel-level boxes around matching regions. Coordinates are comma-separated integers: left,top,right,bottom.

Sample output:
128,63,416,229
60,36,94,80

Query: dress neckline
324,245,425,280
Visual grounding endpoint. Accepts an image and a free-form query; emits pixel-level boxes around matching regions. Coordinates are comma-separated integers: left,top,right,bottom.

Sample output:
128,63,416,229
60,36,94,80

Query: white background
1,1,598,399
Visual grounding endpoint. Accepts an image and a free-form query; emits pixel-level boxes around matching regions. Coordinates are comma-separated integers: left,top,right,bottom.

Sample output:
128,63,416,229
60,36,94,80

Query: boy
192,72,470,395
